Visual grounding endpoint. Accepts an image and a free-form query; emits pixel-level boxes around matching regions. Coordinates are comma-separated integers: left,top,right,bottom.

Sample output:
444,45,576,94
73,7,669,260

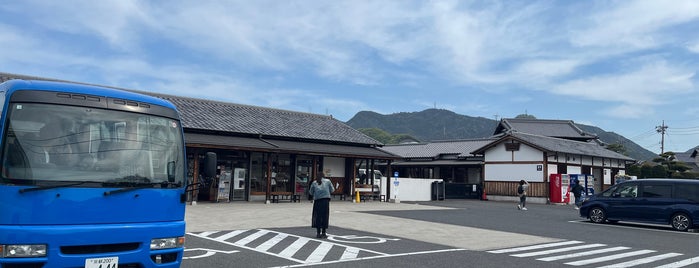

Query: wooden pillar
266,153,272,201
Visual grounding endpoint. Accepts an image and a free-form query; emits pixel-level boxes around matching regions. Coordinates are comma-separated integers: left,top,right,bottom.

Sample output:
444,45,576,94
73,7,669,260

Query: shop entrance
215,152,249,202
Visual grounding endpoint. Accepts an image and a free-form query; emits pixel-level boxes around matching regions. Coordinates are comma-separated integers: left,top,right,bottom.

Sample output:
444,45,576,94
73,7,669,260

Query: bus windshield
1,102,185,188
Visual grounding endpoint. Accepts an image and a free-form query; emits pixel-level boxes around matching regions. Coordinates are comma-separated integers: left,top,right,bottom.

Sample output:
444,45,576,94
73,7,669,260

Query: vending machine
549,174,570,203
570,174,596,196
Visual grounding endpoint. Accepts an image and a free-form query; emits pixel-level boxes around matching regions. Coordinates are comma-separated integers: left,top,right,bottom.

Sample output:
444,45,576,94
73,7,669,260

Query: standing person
571,179,584,210
309,172,335,238
517,180,529,211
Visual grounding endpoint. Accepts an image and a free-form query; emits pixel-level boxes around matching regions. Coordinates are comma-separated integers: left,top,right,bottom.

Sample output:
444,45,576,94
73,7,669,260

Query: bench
358,192,386,202
270,192,300,203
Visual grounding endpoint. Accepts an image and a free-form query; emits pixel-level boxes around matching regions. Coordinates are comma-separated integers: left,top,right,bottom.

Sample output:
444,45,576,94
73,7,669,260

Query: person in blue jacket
309,172,335,238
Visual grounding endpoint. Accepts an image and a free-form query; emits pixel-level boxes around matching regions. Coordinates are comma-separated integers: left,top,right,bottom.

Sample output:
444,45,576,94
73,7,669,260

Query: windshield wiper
103,181,182,196
19,181,92,194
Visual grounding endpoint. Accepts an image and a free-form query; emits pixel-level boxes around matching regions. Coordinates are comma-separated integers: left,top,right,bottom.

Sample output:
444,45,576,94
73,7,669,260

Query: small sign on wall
537,165,542,171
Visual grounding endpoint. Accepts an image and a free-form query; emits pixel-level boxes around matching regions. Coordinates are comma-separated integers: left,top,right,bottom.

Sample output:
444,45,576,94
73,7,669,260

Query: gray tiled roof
186,133,395,158
474,132,634,161
495,118,597,139
381,139,494,159
148,92,381,145
1,72,382,147
675,151,699,173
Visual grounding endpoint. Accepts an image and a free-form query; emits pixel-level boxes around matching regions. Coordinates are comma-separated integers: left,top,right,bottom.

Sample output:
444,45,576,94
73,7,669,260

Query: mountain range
345,109,659,162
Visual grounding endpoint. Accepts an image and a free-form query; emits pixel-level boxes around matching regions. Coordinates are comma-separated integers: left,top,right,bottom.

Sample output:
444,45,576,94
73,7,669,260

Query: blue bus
0,79,188,267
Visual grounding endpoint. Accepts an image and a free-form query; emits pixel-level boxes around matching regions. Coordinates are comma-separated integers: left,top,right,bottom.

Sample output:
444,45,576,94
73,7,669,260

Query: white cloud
605,104,653,119
514,59,581,80
571,0,699,49
687,41,699,54
553,60,695,108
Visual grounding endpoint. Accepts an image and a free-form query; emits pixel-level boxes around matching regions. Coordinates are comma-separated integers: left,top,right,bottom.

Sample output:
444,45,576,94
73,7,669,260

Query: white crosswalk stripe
537,246,630,262
565,249,656,266
655,256,699,268
486,240,583,254
488,240,697,268
189,229,387,264
510,243,606,257
596,253,683,268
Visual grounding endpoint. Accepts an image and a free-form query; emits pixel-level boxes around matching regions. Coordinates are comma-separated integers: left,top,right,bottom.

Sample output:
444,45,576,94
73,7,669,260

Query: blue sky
2,1,699,154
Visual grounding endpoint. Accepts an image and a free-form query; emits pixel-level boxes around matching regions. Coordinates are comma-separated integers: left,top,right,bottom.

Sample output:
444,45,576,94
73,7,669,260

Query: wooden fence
485,181,547,198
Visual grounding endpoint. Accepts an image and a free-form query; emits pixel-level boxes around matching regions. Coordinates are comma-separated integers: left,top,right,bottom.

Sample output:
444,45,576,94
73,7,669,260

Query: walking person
517,180,529,211
309,172,335,238
571,179,584,210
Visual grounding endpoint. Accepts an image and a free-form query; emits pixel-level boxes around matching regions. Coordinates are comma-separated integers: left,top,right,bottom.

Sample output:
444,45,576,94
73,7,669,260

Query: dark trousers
312,198,330,230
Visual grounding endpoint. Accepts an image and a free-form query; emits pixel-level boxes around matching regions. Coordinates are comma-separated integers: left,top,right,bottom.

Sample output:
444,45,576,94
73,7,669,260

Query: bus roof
0,79,177,110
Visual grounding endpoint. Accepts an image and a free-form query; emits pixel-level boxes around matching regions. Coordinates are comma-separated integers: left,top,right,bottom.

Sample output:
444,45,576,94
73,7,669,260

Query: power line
670,125,699,130
628,129,657,141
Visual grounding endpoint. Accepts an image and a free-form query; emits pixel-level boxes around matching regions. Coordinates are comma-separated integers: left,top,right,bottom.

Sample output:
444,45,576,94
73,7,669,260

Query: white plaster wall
593,157,603,167
513,143,542,161
485,142,543,162
484,143,511,161
565,154,582,164
484,164,544,182
581,156,592,166
567,166,582,174
547,164,559,179
387,177,442,201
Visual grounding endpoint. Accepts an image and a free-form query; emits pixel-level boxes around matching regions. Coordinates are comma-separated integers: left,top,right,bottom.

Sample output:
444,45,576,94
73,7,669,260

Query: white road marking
234,229,270,246
269,248,468,268
510,243,606,257
487,240,583,254
213,229,247,241
305,242,333,263
278,237,310,260
340,247,360,260
255,232,288,251
537,246,630,261
191,229,393,264
596,253,683,268
655,256,699,268
182,248,239,259
564,249,656,266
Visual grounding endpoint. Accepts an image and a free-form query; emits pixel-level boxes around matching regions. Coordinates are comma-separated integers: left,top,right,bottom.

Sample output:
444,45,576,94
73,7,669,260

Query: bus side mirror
203,152,217,178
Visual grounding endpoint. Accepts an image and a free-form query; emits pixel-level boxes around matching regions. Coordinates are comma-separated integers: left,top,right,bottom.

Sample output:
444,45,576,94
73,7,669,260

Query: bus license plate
85,256,119,268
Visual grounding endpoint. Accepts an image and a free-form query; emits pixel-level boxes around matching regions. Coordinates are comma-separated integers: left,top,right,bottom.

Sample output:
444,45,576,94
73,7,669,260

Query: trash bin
431,181,445,201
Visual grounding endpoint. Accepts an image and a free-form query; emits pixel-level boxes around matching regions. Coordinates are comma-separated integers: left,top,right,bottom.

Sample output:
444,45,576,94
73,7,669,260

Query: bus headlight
150,237,184,250
1,244,47,258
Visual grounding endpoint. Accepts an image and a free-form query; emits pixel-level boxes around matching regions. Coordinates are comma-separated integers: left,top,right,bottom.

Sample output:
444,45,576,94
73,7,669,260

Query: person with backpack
517,180,529,210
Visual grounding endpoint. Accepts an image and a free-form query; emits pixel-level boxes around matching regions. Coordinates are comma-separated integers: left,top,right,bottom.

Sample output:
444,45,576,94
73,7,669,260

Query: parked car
579,178,699,231
355,169,384,193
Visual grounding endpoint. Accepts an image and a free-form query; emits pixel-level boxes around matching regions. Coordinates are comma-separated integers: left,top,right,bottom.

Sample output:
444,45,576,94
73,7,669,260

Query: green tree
358,128,393,144
606,143,628,156
515,114,537,119
651,165,668,178
652,152,691,178
358,128,420,144
626,164,641,177
640,164,653,178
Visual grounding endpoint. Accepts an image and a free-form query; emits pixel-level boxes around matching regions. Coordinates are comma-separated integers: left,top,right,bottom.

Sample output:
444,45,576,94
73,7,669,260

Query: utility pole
656,120,668,154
